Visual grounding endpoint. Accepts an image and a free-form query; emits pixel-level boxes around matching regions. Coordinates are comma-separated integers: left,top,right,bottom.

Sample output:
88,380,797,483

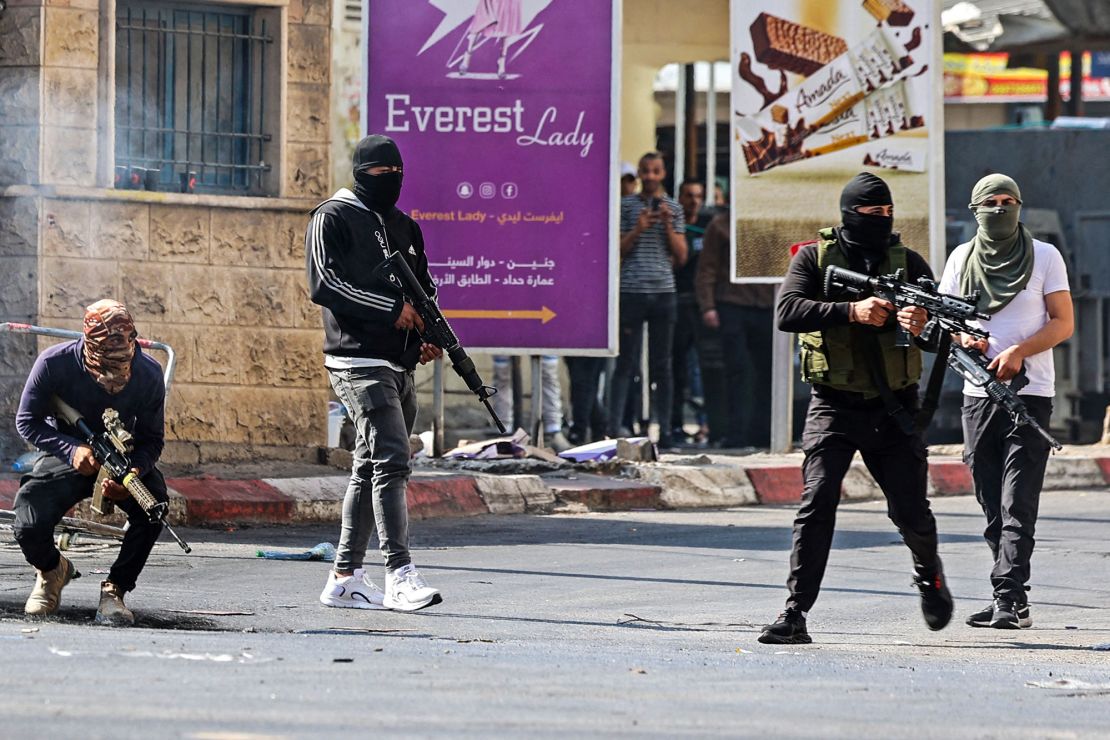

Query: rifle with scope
822,265,1062,450
824,264,991,345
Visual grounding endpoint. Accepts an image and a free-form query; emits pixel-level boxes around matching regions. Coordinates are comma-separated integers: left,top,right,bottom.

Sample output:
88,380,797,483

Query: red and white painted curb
3,455,1108,526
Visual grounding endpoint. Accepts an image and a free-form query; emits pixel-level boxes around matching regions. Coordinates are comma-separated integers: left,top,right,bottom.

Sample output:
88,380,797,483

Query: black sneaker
758,608,812,644
914,571,954,631
989,597,1028,629
965,602,995,628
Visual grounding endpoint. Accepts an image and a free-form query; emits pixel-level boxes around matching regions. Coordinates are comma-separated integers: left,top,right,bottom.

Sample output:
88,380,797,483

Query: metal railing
0,323,177,390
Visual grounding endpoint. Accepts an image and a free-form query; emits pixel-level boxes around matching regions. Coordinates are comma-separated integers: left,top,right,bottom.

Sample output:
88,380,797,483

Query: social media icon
457,182,474,199
501,182,518,199
479,182,496,199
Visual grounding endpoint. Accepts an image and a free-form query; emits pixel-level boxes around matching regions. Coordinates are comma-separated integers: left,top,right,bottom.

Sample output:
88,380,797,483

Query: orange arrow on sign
442,306,557,324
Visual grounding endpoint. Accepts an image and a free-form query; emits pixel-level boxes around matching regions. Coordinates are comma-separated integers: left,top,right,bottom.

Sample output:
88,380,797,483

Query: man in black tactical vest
758,173,953,644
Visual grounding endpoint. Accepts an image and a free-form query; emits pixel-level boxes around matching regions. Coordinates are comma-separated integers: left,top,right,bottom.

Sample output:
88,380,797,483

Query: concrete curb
2,454,1107,528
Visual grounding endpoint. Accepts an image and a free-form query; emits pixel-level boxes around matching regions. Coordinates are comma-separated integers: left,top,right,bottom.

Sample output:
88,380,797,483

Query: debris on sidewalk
444,428,566,463
557,438,656,463
617,438,657,462
166,609,255,617
256,542,337,561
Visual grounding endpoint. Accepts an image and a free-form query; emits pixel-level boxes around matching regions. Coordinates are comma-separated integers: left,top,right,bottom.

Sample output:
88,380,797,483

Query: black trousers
608,292,676,443
12,454,167,593
786,385,940,613
718,303,773,447
565,356,608,445
962,394,1053,602
670,292,701,434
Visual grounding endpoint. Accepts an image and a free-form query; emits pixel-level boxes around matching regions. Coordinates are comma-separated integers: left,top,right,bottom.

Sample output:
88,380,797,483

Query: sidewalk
4,446,1107,527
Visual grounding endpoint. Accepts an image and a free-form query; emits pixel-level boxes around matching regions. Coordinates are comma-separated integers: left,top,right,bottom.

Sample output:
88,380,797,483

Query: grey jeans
328,366,417,572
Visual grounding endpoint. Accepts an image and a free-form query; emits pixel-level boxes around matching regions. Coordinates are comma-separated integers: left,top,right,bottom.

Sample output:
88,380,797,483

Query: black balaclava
839,172,895,272
353,135,404,213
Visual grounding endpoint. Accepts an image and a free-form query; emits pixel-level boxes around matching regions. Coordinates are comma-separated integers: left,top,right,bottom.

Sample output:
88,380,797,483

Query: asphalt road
1,489,1109,738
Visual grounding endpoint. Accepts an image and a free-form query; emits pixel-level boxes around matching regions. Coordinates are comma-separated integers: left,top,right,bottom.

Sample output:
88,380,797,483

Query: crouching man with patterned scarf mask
12,300,168,625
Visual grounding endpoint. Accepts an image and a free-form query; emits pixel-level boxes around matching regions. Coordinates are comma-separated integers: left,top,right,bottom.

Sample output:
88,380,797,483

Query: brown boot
25,555,78,616
95,580,135,626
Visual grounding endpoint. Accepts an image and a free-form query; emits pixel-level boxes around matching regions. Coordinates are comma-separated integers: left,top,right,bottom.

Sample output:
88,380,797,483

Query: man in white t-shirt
939,173,1073,630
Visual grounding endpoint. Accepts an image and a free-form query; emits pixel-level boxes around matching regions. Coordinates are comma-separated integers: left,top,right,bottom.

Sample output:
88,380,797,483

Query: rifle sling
861,334,916,436
915,331,952,433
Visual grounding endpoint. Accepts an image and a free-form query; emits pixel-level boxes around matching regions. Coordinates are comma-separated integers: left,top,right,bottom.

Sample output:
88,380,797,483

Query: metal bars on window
114,2,272,194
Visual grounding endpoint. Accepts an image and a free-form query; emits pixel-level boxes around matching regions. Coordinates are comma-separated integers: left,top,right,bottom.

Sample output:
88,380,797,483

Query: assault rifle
947,346,1062,451
824,265,991,346
374,252,506,433
52,397,192,553
823,265,1062,449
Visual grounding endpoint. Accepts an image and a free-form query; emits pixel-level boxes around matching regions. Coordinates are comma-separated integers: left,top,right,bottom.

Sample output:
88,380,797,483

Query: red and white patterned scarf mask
82,299,137,394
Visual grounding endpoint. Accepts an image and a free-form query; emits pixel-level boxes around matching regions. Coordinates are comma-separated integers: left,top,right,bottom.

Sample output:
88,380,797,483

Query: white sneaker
383,564,442,611
319,568,387,609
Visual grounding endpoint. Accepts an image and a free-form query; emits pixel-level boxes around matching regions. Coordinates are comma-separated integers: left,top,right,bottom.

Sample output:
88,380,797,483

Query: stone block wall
0,194,330,462
0,1,335,463
287,1,332,200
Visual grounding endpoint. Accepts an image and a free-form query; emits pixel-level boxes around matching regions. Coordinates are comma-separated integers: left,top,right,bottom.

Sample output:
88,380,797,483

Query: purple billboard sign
364,0,619,354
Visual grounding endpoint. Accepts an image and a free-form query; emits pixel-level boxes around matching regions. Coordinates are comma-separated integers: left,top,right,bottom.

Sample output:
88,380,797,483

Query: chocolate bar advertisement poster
730,0,943,283
364,0,620,353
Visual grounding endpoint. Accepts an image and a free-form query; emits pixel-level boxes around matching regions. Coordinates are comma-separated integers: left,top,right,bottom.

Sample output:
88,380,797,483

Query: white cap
620,161,636,178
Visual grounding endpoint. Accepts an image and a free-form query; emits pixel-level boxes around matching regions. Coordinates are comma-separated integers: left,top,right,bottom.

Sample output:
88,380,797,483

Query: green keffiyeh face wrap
959,173,1034,315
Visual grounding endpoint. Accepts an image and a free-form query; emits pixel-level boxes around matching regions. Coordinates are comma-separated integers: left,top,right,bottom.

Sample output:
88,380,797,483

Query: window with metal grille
114,2,273,195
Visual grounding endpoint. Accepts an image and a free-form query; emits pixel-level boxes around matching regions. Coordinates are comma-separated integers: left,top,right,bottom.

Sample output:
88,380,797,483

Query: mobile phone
649,197,661,211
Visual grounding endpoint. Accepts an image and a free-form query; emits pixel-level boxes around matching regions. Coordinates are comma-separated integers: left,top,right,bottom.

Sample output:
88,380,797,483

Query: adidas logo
408,245,416,255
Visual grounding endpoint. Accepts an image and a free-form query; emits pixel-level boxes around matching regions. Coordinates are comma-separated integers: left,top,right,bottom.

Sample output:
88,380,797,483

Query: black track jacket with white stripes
305,188,436,366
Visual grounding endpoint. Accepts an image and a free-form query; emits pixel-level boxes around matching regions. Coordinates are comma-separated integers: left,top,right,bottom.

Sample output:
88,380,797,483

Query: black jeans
608,292,676,443
786,385,940,613
565,356,608,445
718,303,773,447
12,454,167,592
670,292,701,434
962,394,1053,602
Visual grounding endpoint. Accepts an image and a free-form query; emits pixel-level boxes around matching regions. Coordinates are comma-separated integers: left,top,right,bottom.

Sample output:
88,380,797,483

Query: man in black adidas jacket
305,134,444,613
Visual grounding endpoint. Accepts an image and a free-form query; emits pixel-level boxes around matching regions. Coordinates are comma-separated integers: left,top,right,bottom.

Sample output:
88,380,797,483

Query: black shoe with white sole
989,597,1021,629
968,600,1032,628
966,602,995,628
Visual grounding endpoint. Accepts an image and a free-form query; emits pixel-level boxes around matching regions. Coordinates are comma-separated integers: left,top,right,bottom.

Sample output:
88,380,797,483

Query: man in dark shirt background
670,180,714,445
13,299,167,626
